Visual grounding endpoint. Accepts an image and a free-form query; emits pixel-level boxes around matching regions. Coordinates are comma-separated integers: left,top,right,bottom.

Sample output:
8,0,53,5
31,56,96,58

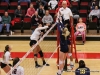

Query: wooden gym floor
0,41,100,75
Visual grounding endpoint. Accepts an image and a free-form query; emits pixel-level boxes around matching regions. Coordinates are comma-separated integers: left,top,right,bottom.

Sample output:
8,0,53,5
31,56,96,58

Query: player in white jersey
0,45,13,73
12,57,24,75
29,24,50,68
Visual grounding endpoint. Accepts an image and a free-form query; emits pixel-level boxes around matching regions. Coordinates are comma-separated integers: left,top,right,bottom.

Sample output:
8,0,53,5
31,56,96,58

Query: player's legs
32,45,41,68
37,45,49,66
68,45,74,69
57,51,66,75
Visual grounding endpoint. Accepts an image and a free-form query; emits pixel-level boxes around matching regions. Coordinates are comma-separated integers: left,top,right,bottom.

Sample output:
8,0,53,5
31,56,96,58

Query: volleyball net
7,23,57,75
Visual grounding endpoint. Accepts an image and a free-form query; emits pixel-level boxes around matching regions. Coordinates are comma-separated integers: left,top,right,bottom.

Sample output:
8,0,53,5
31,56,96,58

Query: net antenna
7,23,57,75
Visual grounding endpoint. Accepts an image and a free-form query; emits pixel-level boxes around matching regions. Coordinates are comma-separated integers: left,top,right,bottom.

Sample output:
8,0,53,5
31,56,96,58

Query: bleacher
0,0,100,41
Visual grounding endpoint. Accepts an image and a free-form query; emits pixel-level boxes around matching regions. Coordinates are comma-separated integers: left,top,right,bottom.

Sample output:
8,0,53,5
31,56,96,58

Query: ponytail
3,45,9,59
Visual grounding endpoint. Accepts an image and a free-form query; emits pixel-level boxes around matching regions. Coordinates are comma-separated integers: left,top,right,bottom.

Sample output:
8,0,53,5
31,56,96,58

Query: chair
23,17,31,30
79,10,87,17
49,10,55,17
12,18,23,33
71,2,78,8
20,2,28,10
0,2,8,10
8,10,15,20
87,17,99,33
10,2,18,10
0,10,5,16
80,2,88,10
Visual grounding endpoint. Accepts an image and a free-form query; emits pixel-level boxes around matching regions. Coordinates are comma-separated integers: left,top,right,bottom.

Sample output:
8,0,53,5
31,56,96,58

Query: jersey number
80,69,86,74
12,69,17,74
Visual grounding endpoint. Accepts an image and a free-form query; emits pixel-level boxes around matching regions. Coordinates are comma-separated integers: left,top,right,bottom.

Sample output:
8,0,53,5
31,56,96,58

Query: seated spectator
71,0,79,2
15,5,23,19
90,0,98,10
89,6,100,21
25,3,35,18
31,11,41,32
18,0,31,4
2,0,9,4
70,4,79,23
75,60,90,75
48,0,58,10
36,0,47,9
42,10,53,26
37,4,45,18
74,18,86,43
0,12,11,36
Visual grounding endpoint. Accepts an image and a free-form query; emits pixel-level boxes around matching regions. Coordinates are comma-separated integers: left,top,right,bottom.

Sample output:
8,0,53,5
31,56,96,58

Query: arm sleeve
37,26,48,30
2,16,4,24
42,16,45,23
48,1,51,5
57,23,62,33
50,15,53,23
26,9,31,17
69,9,73,17
87,68,90,75
8,16,11,23
75,69,78,75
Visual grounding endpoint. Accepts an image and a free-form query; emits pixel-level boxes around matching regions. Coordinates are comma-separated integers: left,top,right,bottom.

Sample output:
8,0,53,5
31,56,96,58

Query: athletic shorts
29,40,37,47
1,62,7,68
60,39,70,53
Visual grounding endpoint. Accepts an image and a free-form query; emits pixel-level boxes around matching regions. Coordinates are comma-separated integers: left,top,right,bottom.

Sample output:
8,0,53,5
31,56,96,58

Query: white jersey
57,7,73,22
30,26,48,41
1,51,12,64
12,66,24,75
48,0,58,9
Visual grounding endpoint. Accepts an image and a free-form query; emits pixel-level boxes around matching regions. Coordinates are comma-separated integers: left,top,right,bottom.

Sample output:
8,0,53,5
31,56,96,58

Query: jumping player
57,1,74,69
12,57,24,75
75,60,90,75
0,45,13,73
29,24,50,68
56,22,70,75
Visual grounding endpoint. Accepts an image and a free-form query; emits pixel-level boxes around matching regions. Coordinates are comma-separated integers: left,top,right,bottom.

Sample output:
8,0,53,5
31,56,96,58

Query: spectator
2,0,9,4
74,18,86,43
15,5,23,19
31,11,41,32
36,0,47,9
42,10,53,26
18,0,31,4
26,3,35,18
75,60,90,75
90,0,98,10
70,4,79,23
89,6,100,21
37,4,45,18
0,12,11,36
48,0,58,10
71,0,79,2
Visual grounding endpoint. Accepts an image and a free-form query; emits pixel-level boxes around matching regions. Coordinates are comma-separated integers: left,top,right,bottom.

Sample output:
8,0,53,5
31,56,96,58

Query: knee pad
38,50,43,57
68,53,72,57
59,60,64,65
34,54,38,57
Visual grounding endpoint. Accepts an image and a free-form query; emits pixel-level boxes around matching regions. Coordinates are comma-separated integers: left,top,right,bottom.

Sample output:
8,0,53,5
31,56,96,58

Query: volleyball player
57,1,74,69
12,57,24,75
0,45,13,73
75,60,90,75
56,22,70,75
29,24,50,68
